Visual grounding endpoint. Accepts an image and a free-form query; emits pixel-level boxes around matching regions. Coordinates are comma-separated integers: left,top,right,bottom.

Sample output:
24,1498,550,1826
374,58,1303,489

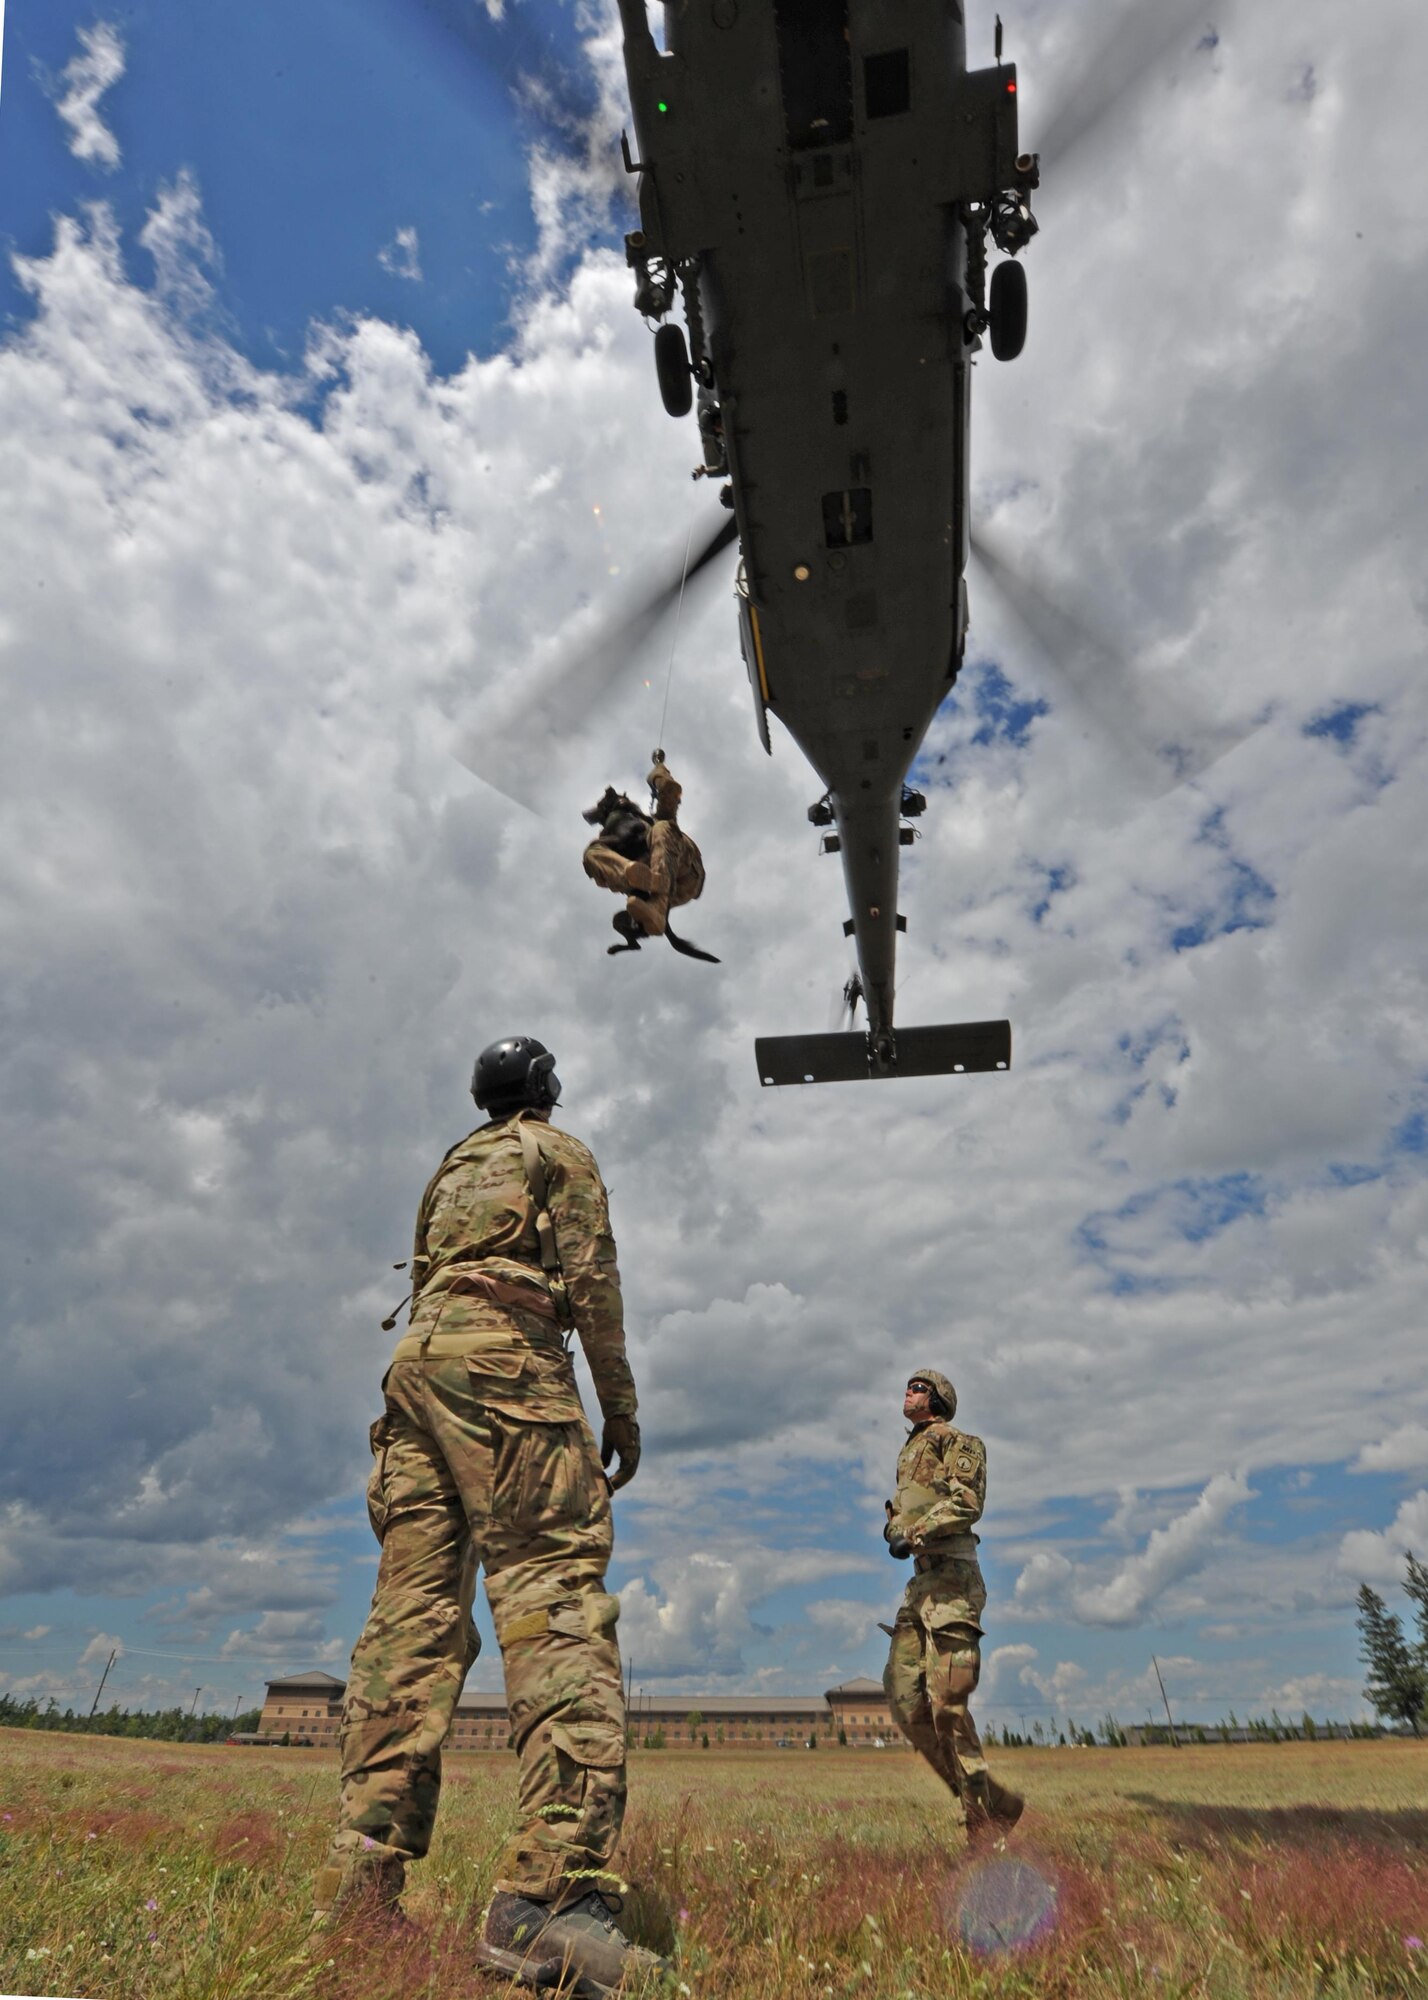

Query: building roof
267,1671,877,1716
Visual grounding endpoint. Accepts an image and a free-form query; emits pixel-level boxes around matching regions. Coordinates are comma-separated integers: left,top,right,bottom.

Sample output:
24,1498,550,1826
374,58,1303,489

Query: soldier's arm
548,1141,637,1419
907,1432,986,1547
407,1175,438,1305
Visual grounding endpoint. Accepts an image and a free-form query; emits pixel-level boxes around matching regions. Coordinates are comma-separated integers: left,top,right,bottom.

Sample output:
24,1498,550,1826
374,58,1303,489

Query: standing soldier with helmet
313,1036,661,1994
882,1369,1024,1840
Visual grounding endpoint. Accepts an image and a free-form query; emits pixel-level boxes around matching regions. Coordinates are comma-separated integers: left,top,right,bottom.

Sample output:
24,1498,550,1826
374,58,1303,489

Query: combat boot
310,1850,409,1932
475,1887,665,1995
964,1776,1024,1845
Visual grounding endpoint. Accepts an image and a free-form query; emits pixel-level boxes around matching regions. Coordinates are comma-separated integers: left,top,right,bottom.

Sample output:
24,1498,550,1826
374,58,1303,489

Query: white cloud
803,1598,888,1652
378,227,423,283
1353,1424,1428,1475
1012,1473,1255,1627
219,1612,343,1661
981,1643,1039,1697
618,1547,867,1683
1,0,1427,1713
79,1633,124,1668
1336,1490,1428,1587
23,1625,51,1642
53,22,125,170
1074,1472,1256,1626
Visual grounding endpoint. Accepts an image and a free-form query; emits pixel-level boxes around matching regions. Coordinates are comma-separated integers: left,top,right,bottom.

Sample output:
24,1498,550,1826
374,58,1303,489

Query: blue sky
0,0,1426,1740
0,0,595,374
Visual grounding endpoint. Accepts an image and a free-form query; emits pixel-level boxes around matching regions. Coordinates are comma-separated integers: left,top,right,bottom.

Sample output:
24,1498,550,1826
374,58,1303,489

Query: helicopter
453,0,1230,1086
610,0,1035,1086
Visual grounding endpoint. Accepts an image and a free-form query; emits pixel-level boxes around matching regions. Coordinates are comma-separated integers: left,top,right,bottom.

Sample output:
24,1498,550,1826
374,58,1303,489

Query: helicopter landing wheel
654,323,693,417
989,259,1027,362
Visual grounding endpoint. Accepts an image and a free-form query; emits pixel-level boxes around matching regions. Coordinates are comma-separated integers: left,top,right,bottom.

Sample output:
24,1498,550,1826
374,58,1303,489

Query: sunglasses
907,1380,934,1394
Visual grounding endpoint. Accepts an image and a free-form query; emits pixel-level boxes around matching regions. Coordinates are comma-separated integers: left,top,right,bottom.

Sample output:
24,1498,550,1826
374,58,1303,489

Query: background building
256,1672,901,1749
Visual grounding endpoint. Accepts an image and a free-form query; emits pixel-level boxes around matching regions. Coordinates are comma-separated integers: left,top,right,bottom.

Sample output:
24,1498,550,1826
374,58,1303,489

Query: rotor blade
969,525,1254,796
1030,0,1229,177
456,513,738,800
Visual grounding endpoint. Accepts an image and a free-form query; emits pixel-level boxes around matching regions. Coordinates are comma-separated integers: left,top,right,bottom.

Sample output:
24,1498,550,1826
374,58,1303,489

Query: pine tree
1402,1551,1428,1656
1356,1582,1426,1734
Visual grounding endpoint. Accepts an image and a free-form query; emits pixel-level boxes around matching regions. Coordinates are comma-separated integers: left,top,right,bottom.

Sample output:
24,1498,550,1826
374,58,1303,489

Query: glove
884,1499,912,1562
600,1413,641,1492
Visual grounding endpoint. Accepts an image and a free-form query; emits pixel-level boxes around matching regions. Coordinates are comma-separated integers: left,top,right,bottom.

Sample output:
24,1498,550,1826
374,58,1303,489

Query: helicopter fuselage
617,0,1027,1075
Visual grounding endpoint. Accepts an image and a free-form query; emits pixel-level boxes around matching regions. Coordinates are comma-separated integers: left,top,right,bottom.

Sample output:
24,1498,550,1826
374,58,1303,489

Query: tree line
0,1695,263,1743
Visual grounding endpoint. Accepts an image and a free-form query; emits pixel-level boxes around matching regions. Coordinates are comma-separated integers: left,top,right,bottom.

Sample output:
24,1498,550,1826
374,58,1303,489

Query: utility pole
1151,1657,1180,1747
87,1649,117,1721
231,1694,244,1720
189,1686,202,1717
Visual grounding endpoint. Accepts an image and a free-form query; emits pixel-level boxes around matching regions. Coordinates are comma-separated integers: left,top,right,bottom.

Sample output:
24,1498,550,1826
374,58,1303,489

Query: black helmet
471,1036,561,1116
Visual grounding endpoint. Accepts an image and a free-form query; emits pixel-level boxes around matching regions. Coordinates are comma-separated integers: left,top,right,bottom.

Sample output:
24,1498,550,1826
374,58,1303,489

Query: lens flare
947,1855,1059,1955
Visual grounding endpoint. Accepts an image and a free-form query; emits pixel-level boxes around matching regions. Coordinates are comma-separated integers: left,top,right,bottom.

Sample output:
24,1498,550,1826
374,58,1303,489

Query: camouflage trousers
316,1354,626,1911
883,1558,1019,1830
582,840,671,938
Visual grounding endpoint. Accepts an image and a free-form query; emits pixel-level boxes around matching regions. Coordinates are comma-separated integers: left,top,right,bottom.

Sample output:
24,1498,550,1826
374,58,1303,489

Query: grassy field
1,1729,1425,2000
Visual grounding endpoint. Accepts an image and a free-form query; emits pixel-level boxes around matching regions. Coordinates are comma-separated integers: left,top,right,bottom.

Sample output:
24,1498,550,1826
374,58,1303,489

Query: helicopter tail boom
755,1020,1011,1089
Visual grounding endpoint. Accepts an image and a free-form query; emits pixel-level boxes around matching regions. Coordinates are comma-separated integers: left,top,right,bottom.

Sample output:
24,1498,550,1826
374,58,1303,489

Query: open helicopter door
754,1020,1011,1087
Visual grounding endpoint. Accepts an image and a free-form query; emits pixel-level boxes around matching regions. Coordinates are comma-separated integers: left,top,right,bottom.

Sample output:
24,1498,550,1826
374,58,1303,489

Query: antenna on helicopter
995,15,1003,63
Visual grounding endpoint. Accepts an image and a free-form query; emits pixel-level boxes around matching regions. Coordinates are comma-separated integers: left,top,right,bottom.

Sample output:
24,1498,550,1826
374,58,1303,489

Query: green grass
1,1729,1426,1998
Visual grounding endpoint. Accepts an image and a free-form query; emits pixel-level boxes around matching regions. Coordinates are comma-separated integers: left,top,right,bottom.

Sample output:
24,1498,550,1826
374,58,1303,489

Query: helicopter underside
618,0,1021,1079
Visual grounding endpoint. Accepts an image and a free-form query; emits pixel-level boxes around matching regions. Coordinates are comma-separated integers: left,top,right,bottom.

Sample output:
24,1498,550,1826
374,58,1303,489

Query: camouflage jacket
891,1420,985,1554
403,1111,636,1420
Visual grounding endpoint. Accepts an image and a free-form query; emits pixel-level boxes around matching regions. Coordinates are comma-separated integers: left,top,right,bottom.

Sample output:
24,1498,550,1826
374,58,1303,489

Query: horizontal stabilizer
755,1020,1011,1087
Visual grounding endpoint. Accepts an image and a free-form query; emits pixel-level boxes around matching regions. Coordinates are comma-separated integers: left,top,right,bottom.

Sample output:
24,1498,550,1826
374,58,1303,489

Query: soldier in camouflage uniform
313,1036,661,1993
882,1369,1023,1839
582,758,715,960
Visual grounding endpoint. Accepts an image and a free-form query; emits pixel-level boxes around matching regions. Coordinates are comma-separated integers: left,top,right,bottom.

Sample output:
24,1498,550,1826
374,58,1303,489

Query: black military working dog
581,788,719,962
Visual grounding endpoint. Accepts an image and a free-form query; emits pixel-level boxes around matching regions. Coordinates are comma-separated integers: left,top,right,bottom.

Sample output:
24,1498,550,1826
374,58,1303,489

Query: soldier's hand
600,1413,642,1491
884,1505,913,1560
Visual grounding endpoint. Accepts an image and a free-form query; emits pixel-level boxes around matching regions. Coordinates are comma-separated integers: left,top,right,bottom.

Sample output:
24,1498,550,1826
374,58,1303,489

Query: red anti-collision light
1006,78,1017,93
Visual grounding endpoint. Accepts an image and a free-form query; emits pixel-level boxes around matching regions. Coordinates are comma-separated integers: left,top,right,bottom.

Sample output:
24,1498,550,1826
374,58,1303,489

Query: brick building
256,1672,901,1749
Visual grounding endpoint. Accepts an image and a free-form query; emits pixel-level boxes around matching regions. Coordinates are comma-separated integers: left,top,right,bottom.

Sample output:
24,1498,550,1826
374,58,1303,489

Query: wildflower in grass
145,1897,159,1910
1407,1936,1424,1950
679,1907,690,1921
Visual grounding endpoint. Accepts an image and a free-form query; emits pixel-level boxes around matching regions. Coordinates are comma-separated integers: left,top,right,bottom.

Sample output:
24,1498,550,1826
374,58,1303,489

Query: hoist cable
652,524,692,756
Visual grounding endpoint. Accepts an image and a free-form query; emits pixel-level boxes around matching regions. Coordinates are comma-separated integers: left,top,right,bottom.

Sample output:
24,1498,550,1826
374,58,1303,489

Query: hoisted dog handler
582,752,719,961
312,1036,664,1995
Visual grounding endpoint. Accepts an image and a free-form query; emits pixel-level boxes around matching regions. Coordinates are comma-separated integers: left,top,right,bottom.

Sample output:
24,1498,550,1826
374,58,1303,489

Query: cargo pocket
919,1563,986,1635
549,1718,625,1771
544,1592,620,1646
464,1347,529,1402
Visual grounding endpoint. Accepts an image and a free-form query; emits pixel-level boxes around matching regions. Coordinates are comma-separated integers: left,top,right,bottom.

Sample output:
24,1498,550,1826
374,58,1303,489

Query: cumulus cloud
79,1633,124,1668
219,1611,343,1661
53,22,126,170
981,1643,1039,1697
378,227,423,283
1012,1473,1255,1627
1336,1490,1428,1586
617,1547,869,1684
1353,1424,1428,1475
1,0,1427,1709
